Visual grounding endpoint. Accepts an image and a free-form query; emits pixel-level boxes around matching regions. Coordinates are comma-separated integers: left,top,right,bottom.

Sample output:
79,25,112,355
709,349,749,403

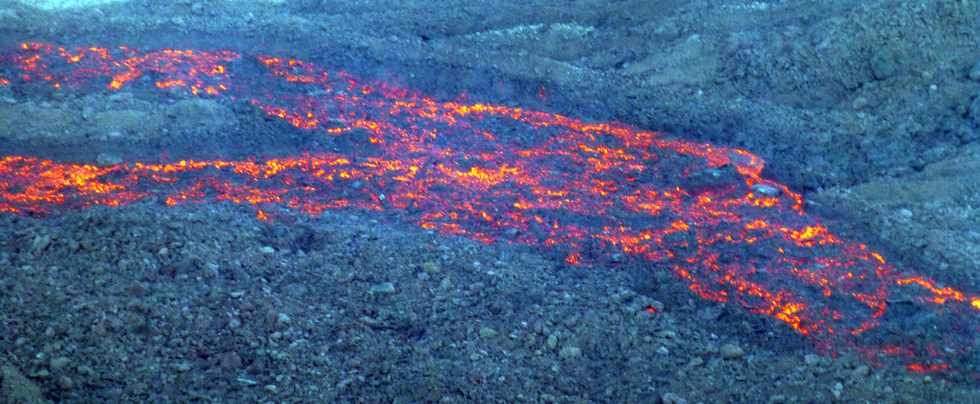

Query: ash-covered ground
1,0,979,402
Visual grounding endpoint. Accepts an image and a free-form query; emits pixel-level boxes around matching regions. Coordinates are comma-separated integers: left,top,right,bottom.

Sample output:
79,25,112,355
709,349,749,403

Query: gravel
1,0,979,402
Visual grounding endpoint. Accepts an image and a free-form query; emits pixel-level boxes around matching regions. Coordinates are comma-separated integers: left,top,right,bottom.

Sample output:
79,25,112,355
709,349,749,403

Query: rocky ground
0,0,979,402
0,203,970,403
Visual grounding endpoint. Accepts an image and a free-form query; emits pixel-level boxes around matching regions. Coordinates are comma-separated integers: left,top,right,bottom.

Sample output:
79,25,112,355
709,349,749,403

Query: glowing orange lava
1,41,977,375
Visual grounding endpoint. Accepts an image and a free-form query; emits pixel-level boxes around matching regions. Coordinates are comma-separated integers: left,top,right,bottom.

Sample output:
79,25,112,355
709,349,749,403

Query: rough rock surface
0,0,978,402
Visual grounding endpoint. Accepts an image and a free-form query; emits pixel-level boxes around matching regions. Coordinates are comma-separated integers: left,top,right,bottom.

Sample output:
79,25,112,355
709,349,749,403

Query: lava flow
1,41,978,375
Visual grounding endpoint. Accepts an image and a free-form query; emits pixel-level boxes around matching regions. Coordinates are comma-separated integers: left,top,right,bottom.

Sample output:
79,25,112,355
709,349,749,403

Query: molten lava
1,41,977,375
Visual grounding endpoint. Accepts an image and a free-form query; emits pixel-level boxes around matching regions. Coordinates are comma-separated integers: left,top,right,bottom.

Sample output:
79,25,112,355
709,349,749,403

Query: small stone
49,356,70,371
421,261,441,274
662,392,688,404
284,283,309,297
96,152,123,166
276,313,291,324
804,353,822,366
720,343,744,359
751,183,781,196
369,282,396,295
31,234,51,253
57,375,74,390
175,362,192,372
656,346,669,355
698,306,723,321
969,60,980,81
853,365,871,378
259,246,275,255
237,377,258,385
546,334,559,349
219,352,243,371
264,384,278,393
77,365,95,377
870,50,899,80
559,346,582,359
852,96,869,110
479,326,498,338
831,381,843,399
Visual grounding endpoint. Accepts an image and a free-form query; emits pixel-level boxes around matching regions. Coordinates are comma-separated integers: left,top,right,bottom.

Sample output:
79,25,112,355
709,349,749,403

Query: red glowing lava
1,41,977,375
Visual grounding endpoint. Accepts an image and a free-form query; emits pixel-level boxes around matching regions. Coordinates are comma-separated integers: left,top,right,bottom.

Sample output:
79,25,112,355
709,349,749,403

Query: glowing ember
1,41,977,375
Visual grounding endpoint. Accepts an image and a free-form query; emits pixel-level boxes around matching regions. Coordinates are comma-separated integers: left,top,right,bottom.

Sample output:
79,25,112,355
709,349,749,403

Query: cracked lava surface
1,41,977,376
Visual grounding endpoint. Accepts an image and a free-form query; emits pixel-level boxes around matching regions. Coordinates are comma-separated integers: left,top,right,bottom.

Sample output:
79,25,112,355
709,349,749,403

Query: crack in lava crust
1,41,978,376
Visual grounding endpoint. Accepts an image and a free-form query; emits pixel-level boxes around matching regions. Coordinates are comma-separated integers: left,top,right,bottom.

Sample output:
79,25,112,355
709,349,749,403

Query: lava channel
1,41,978,376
